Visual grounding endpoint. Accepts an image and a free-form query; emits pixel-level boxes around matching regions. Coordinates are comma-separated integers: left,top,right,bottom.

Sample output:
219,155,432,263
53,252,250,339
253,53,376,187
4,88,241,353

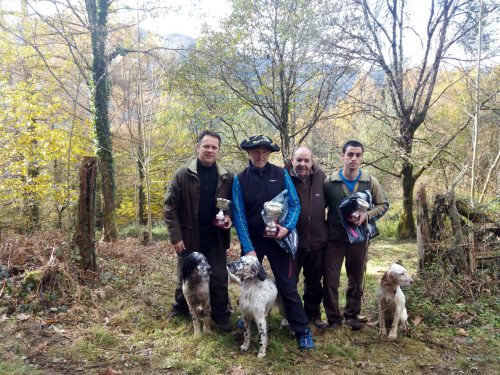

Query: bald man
286,147,329,330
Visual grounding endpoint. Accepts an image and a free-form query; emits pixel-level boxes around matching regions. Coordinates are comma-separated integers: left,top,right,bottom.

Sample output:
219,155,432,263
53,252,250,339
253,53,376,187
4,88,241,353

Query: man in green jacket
164,130,233,332
323,140,389,330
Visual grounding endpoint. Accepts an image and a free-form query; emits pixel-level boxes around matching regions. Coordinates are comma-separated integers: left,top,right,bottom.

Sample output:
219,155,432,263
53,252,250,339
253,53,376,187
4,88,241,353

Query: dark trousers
173,244,230,323
294,246,325,322
322,240,368,324
251,237,309,334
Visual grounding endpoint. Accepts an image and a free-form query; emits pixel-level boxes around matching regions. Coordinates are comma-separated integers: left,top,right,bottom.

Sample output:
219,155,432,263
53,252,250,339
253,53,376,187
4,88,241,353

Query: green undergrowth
117,223,169,241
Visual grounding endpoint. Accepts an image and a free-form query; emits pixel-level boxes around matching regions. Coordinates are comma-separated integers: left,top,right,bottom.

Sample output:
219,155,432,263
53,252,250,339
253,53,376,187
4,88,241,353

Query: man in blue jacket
232,135,314,350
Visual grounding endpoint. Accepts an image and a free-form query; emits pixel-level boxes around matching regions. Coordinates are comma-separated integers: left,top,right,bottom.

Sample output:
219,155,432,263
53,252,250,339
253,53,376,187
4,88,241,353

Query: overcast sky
126,0,231,38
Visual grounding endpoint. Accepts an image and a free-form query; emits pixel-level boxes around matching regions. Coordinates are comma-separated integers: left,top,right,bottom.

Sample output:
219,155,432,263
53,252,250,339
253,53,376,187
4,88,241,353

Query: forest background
0,0,498,243
0,1,499,373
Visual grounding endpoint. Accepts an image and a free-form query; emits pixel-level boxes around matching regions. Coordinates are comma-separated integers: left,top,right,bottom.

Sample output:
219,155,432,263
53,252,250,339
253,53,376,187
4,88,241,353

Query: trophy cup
213,198,231,228
349,197,370,221
263,201,284,237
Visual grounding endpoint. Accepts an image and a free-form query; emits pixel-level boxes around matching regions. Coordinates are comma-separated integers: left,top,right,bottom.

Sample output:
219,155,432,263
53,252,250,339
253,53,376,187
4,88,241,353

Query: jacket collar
330,169,369,182
188,158,229,176
287,163,317,179
248,160,270,174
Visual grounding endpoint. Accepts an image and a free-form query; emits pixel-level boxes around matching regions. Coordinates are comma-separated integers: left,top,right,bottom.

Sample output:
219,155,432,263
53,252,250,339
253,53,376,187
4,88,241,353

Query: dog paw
257,350,266,359
388,332,397,340
379,329,386,337
240,344,249,352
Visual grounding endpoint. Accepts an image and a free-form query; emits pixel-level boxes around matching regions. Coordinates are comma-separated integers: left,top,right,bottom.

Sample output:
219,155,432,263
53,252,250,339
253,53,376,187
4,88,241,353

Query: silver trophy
213,198,231,228
350,197,370,221
263,201,284,237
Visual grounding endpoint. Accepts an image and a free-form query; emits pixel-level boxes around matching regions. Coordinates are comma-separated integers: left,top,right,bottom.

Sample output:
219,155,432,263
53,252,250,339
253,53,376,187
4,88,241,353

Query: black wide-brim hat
240,135,280,152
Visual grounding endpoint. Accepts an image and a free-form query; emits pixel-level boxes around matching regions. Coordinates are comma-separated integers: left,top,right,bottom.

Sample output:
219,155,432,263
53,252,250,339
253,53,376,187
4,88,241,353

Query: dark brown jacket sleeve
164,168,184,245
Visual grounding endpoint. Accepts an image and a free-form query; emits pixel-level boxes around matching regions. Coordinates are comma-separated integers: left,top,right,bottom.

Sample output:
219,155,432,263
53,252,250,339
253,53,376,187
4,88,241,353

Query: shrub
117,222,168,241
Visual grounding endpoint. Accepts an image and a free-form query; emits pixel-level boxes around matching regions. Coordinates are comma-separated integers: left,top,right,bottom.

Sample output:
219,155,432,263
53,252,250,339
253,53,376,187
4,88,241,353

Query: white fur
377,263,413,340
227,256,286,358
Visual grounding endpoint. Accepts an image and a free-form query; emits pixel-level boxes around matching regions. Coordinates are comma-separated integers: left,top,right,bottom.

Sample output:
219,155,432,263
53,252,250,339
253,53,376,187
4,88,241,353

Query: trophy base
263,228,278,238
212,218,226,228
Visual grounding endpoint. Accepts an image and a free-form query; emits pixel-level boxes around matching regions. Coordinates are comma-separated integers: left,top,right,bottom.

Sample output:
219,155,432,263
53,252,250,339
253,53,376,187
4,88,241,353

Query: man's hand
276,225,289,239
245,251,257,257
349,211,367,226
173,240,186,254
223,214,232,230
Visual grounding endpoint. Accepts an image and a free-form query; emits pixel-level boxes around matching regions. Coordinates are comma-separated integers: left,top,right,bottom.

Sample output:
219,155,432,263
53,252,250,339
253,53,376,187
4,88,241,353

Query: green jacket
324,169,389,242
163,159,233,251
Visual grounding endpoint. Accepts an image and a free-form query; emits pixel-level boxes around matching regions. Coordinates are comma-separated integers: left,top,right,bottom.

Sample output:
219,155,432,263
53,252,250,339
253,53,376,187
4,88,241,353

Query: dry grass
0,234,498,374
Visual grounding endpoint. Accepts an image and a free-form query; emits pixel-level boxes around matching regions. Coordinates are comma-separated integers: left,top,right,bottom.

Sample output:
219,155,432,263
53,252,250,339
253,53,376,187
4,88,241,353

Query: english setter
227,256,280,358
181,252,211,334
377,263,414,340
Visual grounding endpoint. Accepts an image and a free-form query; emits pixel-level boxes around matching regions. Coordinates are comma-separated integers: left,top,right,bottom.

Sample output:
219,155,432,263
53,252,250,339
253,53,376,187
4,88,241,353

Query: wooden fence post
416,185,434,272
73,157,97,271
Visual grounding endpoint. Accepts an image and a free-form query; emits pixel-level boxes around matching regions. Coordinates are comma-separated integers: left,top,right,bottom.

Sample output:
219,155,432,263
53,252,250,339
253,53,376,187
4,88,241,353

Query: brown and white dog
181,252,211,334
377,263,413,340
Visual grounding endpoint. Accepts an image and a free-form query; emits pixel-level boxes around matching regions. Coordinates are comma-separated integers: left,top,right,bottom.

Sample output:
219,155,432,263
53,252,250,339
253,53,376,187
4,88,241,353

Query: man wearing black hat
232,135,314,350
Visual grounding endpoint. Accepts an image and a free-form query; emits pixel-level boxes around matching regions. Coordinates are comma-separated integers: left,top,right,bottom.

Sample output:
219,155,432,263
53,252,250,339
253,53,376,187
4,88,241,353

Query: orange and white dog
377,263,413,340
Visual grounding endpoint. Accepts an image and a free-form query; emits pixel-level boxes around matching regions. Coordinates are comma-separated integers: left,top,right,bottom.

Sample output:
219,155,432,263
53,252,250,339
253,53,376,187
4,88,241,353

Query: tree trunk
137,128,146,226
87,0,117,241
445,189,468,273
416,185,434,272
398,162,416,239
23,119,40,234
99,158,117,241
431,194,447,243
73,157,97,271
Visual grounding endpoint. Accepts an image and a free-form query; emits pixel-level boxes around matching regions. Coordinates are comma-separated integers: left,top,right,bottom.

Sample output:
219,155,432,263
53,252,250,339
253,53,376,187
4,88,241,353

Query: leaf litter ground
0,234,498,374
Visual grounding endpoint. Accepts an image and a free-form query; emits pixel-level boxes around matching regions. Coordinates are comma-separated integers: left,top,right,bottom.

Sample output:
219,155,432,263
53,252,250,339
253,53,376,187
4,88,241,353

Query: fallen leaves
230,365,248,375
16,313,30,321
456,328,469,337
412,315,423,326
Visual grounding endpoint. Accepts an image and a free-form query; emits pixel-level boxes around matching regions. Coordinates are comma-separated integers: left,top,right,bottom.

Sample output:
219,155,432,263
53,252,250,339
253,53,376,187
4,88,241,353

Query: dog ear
381,271,393,286
181,255,195,281
254,263,267,281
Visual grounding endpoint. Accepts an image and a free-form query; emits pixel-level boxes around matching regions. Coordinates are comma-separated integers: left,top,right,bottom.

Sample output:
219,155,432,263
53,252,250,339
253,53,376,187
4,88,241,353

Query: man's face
247,147,271,168
196,135,220,166
292,148,313,179
342,146,363,173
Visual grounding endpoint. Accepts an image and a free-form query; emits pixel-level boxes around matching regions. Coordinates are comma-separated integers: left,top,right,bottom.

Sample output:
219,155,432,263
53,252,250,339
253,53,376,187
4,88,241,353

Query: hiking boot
328,320,342,329
214,319,232,333
346,317,363,331
236,318,245,331
311,318,329,330
296,328,314,350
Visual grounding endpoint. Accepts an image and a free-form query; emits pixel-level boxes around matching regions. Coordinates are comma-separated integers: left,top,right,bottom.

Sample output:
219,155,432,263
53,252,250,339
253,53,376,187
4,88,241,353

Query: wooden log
73,157,97,271
416,185,434,272
455,199,496,224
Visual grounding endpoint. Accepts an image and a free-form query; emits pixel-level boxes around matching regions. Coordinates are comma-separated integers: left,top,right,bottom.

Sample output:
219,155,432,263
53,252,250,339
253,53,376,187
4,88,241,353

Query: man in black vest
232,135,314,350
164,130,233,332
286,147,329,330
323,140,389,330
